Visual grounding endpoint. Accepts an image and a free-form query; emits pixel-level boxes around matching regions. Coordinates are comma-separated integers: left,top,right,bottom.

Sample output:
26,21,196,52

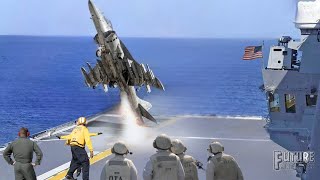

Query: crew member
57,117,94,180
62,132,102,145
100,141,138,180
58,121,102,178
171,139,199,180
3,127,43,180
143,134,185,180
206,141,243,180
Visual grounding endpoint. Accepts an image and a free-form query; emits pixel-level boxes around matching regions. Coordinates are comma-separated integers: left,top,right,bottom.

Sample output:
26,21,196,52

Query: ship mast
295,1,320,179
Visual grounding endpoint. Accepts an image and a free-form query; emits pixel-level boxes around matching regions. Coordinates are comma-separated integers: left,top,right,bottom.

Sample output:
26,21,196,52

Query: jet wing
119,40,165,92
121,58,165,92
81,61,112,91
81,39,164,92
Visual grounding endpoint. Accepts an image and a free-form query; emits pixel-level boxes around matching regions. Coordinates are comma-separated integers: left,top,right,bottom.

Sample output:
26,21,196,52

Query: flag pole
261,40,265,70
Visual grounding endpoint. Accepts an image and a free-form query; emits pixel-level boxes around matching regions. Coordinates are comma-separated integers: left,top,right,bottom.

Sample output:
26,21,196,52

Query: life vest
103,160,131,180
211,153,241,180
69,125,93,151
151,153,179,180
179,154,198,180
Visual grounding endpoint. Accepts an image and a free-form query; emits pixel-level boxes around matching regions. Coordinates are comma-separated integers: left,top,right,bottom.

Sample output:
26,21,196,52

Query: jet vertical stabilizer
137,104,157,124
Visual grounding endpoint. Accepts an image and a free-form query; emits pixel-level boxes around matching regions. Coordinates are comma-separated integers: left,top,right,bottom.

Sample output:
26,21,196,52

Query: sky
0,0,300,38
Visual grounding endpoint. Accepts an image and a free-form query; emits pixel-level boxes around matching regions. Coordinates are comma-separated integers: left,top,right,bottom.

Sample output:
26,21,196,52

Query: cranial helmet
208,141,224,154
153,134,172,150
77,117,87,125
112,141,129,155
170,139,187,155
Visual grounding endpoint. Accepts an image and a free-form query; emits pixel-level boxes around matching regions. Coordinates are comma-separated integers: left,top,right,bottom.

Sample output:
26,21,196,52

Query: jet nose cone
88,0,113,32
88,0,97,14
88,0,93,8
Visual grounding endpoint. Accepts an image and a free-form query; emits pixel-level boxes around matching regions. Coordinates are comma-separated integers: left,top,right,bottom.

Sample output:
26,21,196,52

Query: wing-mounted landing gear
95,47,110,57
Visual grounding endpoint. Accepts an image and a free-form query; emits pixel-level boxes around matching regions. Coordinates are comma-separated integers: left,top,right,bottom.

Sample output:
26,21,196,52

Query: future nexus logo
273,151,315,170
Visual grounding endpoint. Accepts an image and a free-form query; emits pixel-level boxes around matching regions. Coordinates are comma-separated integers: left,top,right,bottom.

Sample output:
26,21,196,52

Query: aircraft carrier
1,0,320,179
0,113,297,180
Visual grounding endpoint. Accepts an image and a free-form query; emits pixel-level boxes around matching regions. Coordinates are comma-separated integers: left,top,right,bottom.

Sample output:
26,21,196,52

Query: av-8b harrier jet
81,0,165,124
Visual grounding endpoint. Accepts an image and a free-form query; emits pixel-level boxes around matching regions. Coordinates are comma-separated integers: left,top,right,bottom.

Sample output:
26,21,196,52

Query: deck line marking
37,162,71,180
172,136,271,142
37,151,100,180
32,139,65,142
38,149,112,180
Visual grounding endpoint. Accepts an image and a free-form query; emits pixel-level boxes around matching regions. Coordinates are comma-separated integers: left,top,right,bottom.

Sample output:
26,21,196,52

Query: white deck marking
37,161,71,180
37,151,99,180
172,115,264,121
31,139,64,142
172,136,271,142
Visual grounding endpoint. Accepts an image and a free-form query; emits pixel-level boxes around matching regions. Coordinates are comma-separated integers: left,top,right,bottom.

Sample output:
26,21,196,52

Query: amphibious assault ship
1,0,320,180
262,0,320,179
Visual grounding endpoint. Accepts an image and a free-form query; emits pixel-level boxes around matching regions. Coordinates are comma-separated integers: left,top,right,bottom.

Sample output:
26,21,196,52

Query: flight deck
0,113,297,180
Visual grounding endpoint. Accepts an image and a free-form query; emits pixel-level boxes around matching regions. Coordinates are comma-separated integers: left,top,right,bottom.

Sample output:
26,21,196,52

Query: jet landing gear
96,49,102,57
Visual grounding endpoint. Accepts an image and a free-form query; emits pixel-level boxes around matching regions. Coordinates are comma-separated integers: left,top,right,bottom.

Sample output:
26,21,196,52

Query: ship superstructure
263,0,320,151
263,0,320,179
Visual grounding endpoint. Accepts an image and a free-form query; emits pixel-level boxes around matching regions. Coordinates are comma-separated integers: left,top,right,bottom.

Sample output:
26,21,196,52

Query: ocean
0,36,271,144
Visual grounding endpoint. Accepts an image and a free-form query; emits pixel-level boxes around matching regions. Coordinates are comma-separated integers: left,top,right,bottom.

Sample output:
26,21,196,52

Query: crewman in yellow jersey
57,119,102,178
58,119,102,146
62,132,101,145
57,117,95,180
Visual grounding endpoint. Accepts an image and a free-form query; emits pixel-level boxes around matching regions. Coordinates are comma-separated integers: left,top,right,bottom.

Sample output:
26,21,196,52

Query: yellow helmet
77,117,87,125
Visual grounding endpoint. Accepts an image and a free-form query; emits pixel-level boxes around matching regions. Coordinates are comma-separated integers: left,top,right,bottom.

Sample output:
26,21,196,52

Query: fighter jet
81,0,165,124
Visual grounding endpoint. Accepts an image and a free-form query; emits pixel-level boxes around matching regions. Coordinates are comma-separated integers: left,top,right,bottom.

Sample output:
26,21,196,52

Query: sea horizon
0,36,270,144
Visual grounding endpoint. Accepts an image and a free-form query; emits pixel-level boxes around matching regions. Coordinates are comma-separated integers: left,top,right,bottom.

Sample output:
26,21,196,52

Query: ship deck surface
0,113,297,180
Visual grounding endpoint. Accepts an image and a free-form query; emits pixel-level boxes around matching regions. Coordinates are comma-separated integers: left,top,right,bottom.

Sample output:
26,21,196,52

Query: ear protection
18,128,30,137
153,140,157,149
208,144,224,154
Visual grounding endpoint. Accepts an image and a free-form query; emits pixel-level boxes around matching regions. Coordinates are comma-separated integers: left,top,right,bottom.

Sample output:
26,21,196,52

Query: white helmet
171,139,187,155
77,117,87,125
112,141,129,155
153,134,172,150
208,141,224,154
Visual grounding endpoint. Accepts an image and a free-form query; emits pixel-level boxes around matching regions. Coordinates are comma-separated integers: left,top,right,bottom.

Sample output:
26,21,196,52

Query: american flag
242,46,263,60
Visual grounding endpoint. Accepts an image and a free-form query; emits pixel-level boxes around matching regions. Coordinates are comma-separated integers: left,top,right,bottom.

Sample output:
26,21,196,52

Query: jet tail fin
138,98,152,110
137,104,157,124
